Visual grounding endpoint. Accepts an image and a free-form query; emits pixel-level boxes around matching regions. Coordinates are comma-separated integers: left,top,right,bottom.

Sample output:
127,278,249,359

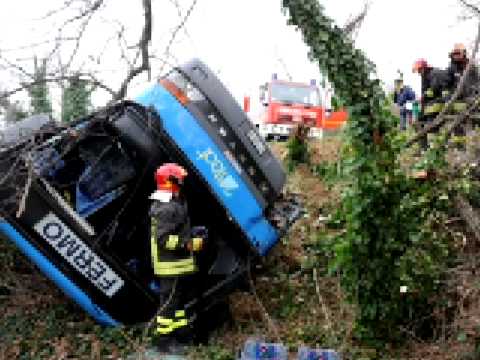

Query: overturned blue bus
0,59,301,329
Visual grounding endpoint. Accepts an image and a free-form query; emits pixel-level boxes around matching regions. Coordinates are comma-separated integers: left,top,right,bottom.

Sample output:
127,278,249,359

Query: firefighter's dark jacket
149,195,195,277
446,61,480,100
420,67,451,118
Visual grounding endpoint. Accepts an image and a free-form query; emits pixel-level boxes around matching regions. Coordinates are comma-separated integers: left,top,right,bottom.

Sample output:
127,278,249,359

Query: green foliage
282,0,455,348
313,160,343,187
28,57,52,116
62,76,91,123
330,95,345,111
286,136,310,172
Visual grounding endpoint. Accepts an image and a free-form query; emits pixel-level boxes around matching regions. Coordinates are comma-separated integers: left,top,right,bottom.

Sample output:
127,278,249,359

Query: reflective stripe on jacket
423,103,444,115
156,310,188,334
150,217,196,276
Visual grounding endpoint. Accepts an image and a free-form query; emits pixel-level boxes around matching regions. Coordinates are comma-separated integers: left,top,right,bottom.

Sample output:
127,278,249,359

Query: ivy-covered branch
282,0,392,145
282,0,454,349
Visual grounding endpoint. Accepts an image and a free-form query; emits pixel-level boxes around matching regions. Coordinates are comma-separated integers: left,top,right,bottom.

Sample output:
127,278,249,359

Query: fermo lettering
197,148,239,197
34,214,124,297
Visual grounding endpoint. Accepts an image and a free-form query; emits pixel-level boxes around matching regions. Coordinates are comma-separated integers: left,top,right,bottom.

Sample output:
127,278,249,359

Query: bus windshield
270,83,320,106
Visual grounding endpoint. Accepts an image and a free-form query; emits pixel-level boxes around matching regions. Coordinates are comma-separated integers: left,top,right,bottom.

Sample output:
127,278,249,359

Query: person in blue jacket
394,79,416,130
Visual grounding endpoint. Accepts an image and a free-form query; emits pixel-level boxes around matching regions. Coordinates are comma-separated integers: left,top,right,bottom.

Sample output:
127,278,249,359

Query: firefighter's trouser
150,219,196,336
450,101,468,149
155,278,189,336
418,110,441,150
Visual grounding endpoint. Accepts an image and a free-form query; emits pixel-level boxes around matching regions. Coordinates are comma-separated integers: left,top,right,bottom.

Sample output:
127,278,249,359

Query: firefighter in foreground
149,163,203,351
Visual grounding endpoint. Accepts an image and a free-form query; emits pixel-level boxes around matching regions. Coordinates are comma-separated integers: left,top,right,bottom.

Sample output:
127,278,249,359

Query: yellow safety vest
424,103,444,115
150,217,196,276
451,102,467,113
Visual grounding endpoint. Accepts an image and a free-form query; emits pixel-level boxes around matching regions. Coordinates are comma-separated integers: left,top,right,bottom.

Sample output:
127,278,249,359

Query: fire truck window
270,83,320,106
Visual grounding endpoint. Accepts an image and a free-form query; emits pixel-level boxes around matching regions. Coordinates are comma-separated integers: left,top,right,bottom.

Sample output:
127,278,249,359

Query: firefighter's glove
188,226,208,252
191,226,208,239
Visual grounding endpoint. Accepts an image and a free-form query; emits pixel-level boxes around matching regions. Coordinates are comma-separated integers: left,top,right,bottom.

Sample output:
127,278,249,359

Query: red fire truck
246,75,348,140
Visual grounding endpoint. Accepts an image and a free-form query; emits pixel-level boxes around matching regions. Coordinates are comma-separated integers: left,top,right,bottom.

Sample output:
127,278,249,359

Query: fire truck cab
255,75,347,140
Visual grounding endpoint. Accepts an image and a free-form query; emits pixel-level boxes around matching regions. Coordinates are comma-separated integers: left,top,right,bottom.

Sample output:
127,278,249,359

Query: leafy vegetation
282,0,460,349
61,76,92,123
28,57,52,116
286,124,311,172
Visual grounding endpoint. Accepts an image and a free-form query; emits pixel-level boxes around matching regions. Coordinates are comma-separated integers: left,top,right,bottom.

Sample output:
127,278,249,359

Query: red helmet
155,163,188,193
413,59,429,73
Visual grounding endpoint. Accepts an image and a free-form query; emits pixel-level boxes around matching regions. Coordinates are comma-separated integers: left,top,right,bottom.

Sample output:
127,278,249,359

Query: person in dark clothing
445,43,480,139
413,59,450,150
394,79,416,130
446,43,479,98
149,163,203,352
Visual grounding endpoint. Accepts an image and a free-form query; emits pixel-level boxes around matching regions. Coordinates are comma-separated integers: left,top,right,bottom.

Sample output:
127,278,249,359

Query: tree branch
61,0,105,29
343,1,370,39
158,0,199,76
0,56,35,80
113,0,152,101
36,0,77,21
63,6,98,72
459,0,480,16
169,0,195,46
43,0,105,65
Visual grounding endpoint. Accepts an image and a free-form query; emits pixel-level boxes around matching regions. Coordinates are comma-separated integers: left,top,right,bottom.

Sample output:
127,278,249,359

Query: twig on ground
15,152,34,219
313,268,332,331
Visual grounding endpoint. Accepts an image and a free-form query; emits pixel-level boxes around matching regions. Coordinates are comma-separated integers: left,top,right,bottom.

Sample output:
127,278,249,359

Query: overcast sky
0,0,477,117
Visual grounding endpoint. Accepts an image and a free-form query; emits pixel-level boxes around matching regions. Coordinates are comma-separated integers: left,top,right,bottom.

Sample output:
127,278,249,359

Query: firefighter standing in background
446,43,478,101
412,59,450,150
149,163,203,351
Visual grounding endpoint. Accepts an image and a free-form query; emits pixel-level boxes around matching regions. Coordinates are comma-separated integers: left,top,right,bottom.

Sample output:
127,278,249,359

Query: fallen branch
454,195,480,242
15,153,34,219
313,268,333,331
